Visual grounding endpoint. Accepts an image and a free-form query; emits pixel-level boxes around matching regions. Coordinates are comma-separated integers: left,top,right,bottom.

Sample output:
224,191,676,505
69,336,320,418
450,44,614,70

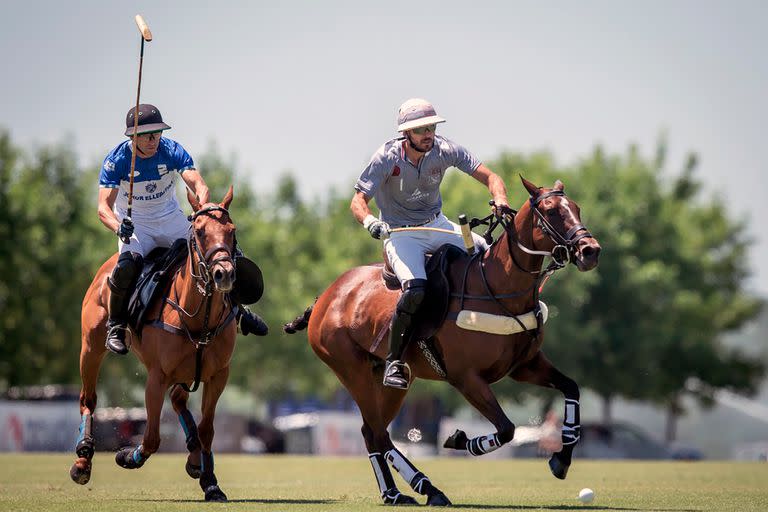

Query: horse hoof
443,429,468,450
427,492,452,506
69,458,91,485
204,485,228,502
383,491,418,506
548,454,569,480
115,447,146,469
185,460,201,479
75,438,95,460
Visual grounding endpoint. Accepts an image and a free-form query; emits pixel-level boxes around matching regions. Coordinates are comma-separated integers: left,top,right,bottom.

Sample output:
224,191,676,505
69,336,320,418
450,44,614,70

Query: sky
2,1,766,295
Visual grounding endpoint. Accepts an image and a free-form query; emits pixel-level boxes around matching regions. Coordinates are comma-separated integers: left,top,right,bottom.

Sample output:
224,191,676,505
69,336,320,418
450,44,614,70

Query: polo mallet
123,14,153,242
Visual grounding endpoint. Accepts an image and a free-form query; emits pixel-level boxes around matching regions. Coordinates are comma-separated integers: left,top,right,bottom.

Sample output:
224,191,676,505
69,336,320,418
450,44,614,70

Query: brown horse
70,187,238,502
285,178,601,506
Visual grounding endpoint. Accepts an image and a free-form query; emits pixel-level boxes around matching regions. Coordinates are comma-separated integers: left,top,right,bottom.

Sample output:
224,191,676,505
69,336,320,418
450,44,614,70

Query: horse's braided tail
283,300,316,334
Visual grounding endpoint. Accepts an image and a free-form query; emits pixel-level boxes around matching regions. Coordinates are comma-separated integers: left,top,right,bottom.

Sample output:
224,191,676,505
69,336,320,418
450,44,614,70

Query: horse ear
188,190,202,212
519,175,540,198
554,180,564,192
221,185,234,209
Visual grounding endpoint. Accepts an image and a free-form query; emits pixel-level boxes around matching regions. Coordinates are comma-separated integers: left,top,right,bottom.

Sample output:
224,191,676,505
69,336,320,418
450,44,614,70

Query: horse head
519,177,601,271
187,186,237,292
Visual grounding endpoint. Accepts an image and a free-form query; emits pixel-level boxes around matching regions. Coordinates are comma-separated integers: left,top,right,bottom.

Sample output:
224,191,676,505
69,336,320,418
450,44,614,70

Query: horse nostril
214,269,224,282
582,245,600,260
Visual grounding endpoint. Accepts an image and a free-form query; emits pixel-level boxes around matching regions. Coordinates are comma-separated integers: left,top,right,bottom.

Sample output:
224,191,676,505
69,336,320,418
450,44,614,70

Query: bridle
161,204,236,393
519,190,594,270
187,205,235,294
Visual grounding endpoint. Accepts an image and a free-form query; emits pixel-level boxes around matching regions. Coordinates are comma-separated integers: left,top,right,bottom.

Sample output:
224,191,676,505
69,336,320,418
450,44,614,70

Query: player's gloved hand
117,218,134,242
368,220,390,239
363,215,390,240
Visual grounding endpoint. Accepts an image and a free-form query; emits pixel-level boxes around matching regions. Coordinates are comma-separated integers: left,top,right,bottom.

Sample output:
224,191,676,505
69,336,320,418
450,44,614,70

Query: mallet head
134,15,152,41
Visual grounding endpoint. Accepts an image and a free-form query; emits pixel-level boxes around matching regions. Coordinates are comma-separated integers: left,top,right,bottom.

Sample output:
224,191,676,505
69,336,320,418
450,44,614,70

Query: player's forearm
194,184,210,204
350,192,373,225
98,203,120,234
487,173,508,205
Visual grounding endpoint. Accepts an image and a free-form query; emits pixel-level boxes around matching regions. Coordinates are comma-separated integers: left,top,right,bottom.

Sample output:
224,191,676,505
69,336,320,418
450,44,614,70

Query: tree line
0,129,763,440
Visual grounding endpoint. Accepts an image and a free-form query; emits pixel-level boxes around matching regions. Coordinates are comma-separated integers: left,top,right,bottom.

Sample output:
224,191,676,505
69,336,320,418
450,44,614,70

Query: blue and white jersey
355,135,480,228
99,137,194,220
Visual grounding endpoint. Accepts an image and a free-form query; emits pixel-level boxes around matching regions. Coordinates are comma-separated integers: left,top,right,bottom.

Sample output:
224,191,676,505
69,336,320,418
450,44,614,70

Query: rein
160,205,236,392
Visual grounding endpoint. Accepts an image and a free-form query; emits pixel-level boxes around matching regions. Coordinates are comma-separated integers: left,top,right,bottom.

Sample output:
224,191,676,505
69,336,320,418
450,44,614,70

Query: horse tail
283,300,316,334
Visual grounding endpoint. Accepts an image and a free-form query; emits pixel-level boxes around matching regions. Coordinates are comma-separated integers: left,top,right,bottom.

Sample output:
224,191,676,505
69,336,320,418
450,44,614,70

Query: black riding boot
106,281,130,355
383,279,427,390
105,252,142,355
236,305,269,336
384,310,413,389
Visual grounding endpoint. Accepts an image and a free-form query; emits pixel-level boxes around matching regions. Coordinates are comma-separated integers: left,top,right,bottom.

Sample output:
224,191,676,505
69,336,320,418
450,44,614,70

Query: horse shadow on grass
451,505,699,512
133,498,338,504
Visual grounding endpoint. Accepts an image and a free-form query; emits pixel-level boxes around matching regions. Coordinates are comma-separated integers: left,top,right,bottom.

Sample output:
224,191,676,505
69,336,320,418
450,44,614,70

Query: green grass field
0,454,766,511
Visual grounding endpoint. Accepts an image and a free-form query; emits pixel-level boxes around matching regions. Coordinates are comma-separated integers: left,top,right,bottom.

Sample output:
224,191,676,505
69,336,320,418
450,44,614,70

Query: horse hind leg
170,384,202,479
509,351,580,480
372,384,451,506
331,342,449,506
70,334,106,485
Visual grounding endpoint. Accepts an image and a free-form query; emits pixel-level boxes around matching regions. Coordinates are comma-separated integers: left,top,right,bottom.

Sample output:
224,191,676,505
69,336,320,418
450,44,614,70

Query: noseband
524,190,593,267
187,205,235,293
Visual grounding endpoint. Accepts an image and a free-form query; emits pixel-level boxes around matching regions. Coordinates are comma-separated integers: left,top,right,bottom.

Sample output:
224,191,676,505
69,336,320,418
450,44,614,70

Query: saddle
128,238,188,333
382,244,469,343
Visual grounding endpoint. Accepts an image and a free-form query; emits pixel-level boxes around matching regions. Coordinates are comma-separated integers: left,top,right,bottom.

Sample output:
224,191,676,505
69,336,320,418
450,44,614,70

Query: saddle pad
456,301,549,335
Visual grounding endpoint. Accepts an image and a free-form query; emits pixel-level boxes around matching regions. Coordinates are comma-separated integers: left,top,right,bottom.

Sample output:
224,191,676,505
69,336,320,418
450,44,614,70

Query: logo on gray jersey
145,182,157,193
406,188,430,202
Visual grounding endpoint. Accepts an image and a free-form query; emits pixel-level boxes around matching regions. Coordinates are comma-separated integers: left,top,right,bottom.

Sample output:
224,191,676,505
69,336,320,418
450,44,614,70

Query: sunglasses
411,124,436,135
137,131,162,141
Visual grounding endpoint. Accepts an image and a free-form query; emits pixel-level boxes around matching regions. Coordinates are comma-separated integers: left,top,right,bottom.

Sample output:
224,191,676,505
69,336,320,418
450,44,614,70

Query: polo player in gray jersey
351,98,511,389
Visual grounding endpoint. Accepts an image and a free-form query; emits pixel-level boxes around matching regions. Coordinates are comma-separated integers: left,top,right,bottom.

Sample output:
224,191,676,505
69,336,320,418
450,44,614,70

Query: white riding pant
117,209,190,257
383,213,488,286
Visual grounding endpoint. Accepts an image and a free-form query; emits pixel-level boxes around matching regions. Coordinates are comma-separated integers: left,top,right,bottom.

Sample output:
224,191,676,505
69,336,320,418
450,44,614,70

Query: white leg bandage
467,433,502,456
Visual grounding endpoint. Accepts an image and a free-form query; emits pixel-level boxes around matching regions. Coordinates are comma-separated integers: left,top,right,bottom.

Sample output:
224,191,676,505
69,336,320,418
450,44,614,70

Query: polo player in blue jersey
98,104,268,355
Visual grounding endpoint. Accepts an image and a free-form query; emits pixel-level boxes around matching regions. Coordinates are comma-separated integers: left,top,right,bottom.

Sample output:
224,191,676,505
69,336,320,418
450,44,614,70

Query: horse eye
195,228,204,237
546,209,558,218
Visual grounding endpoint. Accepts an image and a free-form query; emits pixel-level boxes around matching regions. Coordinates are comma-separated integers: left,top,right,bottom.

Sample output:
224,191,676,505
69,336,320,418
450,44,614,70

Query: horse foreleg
169,384,202,479
443,372,516,456
197,366,229,502
115,369,167,470
509,351,580,479
70,339,106,484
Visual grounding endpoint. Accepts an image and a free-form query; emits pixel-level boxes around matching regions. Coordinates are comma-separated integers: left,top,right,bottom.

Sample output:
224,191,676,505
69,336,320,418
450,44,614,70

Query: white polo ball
578,488,595,503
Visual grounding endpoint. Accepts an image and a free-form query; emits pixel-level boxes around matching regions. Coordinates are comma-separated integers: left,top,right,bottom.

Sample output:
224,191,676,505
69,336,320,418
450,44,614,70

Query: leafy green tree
0,131,110,388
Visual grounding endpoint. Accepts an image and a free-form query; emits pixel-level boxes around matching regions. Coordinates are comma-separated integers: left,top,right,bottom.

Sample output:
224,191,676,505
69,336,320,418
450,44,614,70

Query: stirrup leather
383,360,411,389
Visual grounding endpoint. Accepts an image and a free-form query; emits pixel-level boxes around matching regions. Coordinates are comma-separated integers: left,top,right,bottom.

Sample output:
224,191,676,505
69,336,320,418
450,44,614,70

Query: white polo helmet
396,98,446,132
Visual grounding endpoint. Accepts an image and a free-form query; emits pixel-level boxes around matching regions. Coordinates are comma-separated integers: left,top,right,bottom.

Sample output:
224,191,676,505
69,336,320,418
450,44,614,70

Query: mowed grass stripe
0,454,766,511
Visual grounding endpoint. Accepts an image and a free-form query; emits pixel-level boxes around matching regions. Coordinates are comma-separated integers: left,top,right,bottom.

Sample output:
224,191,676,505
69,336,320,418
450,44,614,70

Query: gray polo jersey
355,135,481,227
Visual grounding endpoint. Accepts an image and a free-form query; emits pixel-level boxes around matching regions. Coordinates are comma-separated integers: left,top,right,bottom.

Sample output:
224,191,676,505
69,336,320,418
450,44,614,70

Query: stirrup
383,360,411,389
105,324,129,355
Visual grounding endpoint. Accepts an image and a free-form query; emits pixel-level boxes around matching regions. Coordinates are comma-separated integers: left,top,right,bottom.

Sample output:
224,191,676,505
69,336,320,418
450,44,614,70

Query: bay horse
70,187,238,502
285,177,601,506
